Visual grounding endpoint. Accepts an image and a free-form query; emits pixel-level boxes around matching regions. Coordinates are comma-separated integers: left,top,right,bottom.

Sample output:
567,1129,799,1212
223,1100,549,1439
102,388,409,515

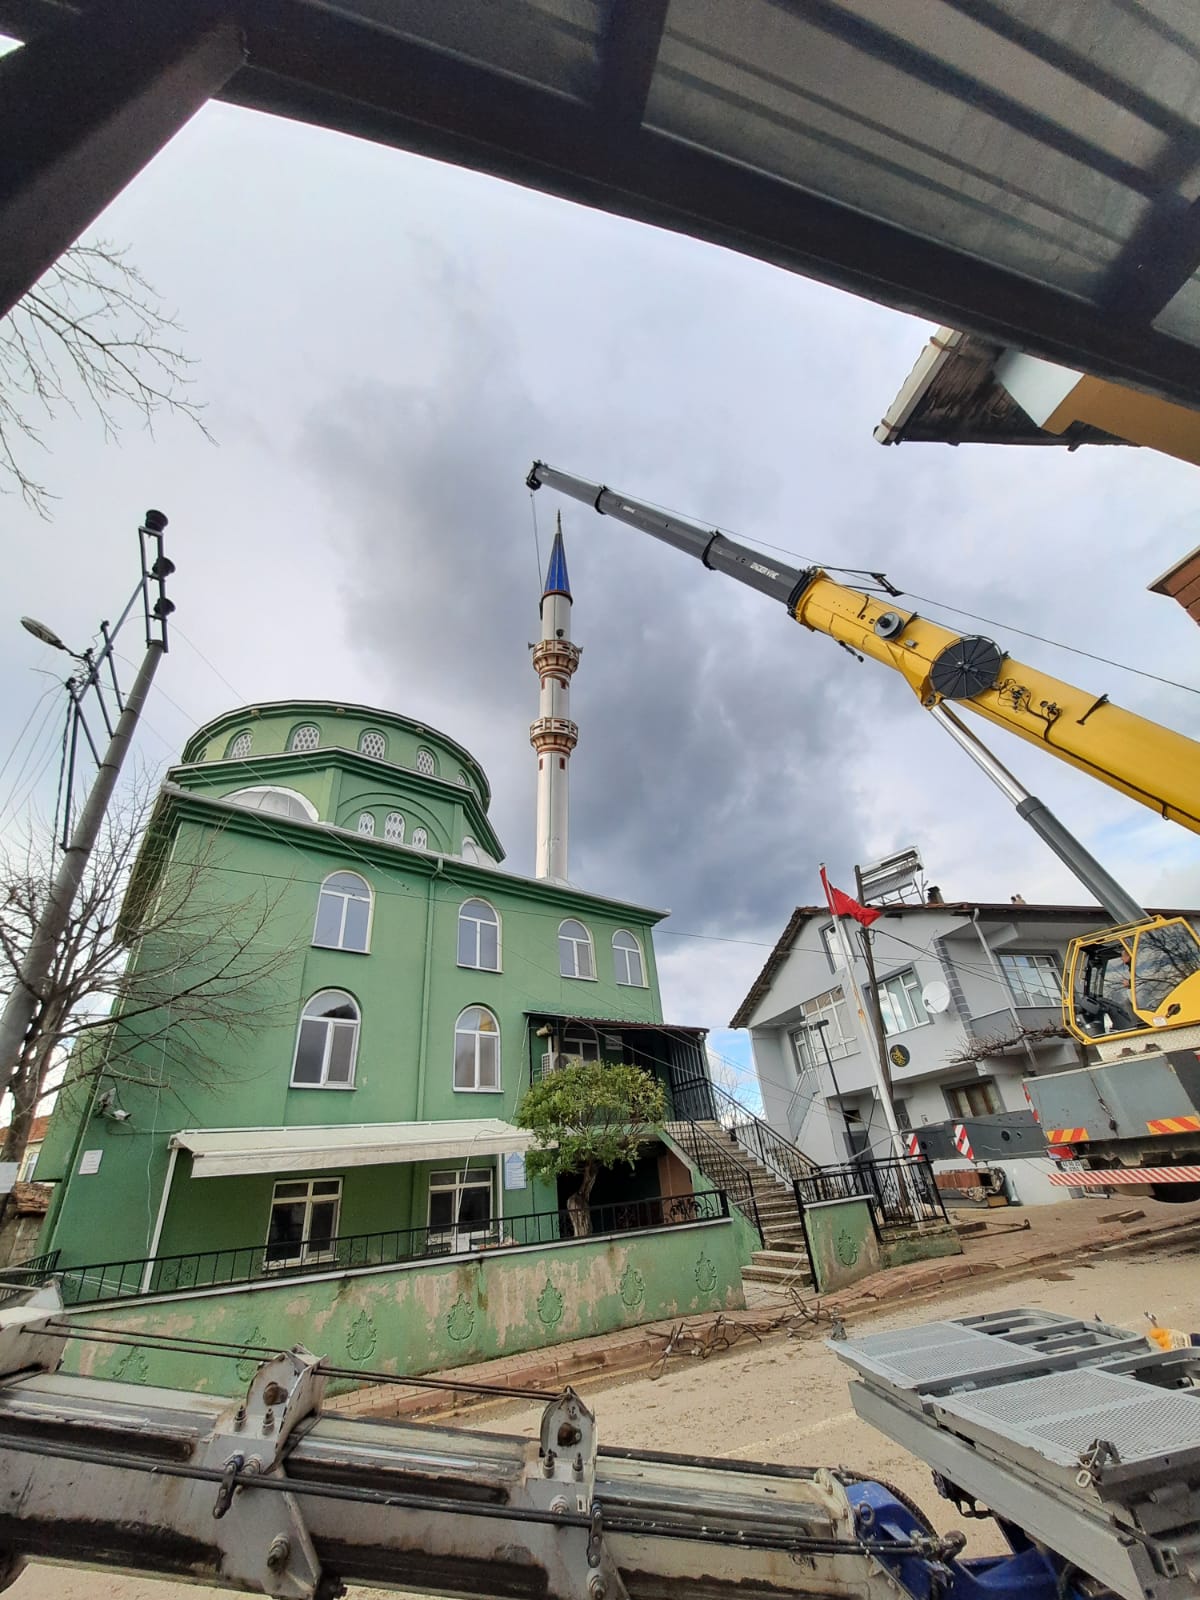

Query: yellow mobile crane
528,463,1200,1196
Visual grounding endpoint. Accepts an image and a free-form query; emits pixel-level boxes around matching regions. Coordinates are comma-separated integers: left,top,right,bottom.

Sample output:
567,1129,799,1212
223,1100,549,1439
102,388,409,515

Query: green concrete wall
61,1220,744,1396
881,1226,963,1269
802,1198,883,1292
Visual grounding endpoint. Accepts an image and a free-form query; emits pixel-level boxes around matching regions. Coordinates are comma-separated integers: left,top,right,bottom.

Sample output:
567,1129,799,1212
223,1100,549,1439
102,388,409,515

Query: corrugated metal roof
527,1011,706,1036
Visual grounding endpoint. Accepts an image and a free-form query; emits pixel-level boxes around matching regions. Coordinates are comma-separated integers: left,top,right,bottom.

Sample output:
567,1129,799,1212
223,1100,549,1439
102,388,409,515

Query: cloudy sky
4,83,1200,1098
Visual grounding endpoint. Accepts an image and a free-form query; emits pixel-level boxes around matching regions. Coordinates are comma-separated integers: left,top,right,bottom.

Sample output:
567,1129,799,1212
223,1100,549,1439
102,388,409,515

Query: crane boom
526,464,1200,837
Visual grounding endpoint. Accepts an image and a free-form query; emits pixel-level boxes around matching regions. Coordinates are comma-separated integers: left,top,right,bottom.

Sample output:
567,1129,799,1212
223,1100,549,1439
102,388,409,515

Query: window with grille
227,730,252,759
613,930,645,987
559,919,594,979
357,812,375,836
412,827,428,849
313,872,372,952
359,730,387,760
999,952,1059,1007
227,786,317,822
291,991,360,1088
876,969,928,1034
289,724,320,753
416,748,437,777
454,1006,500,1091
456,772,469,787
384,811,405,843
458,899,500,970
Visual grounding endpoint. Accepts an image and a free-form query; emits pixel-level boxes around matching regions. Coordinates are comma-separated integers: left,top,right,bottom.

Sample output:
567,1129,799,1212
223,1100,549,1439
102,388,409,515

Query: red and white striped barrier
905,1132,920,1157
953,1124,974,1159
1048,1164,1200,1187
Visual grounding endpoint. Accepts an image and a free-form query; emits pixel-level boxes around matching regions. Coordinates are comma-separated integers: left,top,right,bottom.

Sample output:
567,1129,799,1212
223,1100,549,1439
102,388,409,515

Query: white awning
172,1120,537,1180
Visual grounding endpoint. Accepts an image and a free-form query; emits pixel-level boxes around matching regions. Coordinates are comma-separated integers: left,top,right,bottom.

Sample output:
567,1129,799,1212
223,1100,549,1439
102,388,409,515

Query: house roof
874,327,1129,449
0,1115,51,1147
527,1013,707,1038
729,901,1200,1028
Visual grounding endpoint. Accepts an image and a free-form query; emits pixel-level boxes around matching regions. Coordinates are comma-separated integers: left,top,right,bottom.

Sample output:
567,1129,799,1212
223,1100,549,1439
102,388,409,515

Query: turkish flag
820,867,882,927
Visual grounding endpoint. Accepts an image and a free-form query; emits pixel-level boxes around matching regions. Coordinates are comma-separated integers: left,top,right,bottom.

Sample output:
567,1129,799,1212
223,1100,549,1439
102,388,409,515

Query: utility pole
0,512,173,1103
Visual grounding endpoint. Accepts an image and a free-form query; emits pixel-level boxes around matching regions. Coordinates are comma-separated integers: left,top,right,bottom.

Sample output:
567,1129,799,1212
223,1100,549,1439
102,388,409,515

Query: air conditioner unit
541,1052,559,1078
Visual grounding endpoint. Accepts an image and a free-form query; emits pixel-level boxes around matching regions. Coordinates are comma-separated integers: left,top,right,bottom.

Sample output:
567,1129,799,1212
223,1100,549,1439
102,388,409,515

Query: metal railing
708,1082,819,1185
793,1156,947,1235
0,1249,61,1307
54,1190,730,1308
666,1118,764,1243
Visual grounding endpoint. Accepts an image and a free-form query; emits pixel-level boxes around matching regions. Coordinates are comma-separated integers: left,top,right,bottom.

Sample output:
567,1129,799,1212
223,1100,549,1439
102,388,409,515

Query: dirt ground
12,1222,1200,1600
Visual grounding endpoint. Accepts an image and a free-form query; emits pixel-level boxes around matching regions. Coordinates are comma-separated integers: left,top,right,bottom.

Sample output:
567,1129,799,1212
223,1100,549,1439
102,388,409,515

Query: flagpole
819,864,908,1162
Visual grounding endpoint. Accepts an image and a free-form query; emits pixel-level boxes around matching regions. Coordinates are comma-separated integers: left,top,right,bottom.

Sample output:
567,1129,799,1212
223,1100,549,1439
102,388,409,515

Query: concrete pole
0,637,165,1089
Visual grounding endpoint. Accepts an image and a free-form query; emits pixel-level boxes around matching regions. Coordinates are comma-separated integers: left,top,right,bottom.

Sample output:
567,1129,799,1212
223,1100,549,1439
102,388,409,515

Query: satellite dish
921,980,951,1015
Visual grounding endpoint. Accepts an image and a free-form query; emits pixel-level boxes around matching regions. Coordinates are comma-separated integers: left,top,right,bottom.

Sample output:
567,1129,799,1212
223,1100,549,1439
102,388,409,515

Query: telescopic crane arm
527,463,1200,923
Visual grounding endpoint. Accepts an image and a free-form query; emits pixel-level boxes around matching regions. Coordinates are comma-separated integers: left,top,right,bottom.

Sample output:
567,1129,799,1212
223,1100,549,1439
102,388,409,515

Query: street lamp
801,1018,856,1158
20,616,68,652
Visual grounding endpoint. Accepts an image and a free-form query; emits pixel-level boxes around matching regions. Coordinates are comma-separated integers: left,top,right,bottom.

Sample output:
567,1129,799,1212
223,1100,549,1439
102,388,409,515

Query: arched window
613,930,646,987
357,812,375,836
456,772,469,788
292,991,360,1087
412,827,428,850
458,899,500,971
454,1006,500,1091
227,785,318,823
559,919,594,980
359,730,387,760
227,730,252,759
416,747,437,777
313,872,372,952
289,724,320,753
461,836,480,863
384,811,405,843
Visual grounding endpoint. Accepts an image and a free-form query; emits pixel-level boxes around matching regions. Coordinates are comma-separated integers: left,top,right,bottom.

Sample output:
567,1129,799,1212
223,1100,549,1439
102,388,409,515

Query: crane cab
1064,916,1200,1045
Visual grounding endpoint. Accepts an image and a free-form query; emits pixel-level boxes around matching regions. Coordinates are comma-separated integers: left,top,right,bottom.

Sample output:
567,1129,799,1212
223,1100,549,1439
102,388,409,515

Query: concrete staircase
668,1119,814,1291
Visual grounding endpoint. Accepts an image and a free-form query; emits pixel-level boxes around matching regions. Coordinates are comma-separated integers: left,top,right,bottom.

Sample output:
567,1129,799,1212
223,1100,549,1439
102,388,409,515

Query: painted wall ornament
694,1251,718,1293
537,1278,565,1327
346,1309,379,1363
619,1265,646,1309
446,1293,476,1342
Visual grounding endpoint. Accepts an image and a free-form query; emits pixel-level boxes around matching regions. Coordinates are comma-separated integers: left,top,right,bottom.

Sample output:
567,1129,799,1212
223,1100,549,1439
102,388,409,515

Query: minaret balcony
532,639,582,678
529,716,579,752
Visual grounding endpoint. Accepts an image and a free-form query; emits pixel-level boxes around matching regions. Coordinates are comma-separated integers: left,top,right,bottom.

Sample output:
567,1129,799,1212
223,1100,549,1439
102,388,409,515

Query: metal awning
172,1120,536,1180
527,1013,706,1036
5,3,1200,407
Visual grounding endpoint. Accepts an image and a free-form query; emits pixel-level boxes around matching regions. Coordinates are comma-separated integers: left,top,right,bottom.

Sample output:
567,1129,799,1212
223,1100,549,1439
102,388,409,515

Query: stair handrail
708,1082,820,1185
665,1116,764,1243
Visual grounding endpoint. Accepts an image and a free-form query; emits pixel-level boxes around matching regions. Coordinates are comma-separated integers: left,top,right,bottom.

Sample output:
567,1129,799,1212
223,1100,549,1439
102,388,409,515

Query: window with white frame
1000,952,1060,1007
454,1006,500,1090
428,1167,492,1245
789,986,857,1078
16,1143,41,1183
411,827,428,849
559,919,594,979
289,724,320,753
357,812,375,836
359,730,387,760
820,923,841,971
612,930,645,987
458,899,500,970
227,786,318,823
416,747,437,777
456,772,469,787
876,968,928,1035
384,812,405,843
946,1079,1002,1118
226,730,252,759
313,872,372,952
461,836,480,863
291,991,360,1087
562,1028,602,1063
265,1178,341,1266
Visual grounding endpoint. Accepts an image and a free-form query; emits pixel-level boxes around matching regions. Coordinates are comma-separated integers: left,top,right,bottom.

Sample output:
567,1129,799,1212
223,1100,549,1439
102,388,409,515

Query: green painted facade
60,1219,744,1396
36,701,697,1277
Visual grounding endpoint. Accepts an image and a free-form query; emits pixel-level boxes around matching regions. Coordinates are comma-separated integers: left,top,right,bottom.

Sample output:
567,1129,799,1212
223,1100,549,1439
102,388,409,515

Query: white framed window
946,1079,1002,1119
412,827,428,850
612,929,645,987
876,968,928,1035
357,812,375,836
820,923,842,971
454,1006,500,1091
265,1178,341,1266
16,1143,41,1183
461,836,480,863
428,1167,492,1249
313,871,372,952
789,986,858,1075
291,990,360,1088
456,772,469,787
458,899,500,970
416,747,437,777
226,730,252,759
559,918,594,979
1000,952,1060,1007
359,730,387,760
227,785,318,822
562,1028,602,1063
289,724,320,753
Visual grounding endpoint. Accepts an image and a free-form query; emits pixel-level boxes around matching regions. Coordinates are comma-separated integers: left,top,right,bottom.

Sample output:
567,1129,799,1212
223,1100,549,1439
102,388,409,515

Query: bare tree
0,241,211,516
0,776,299,1168
946,1021,1069,1067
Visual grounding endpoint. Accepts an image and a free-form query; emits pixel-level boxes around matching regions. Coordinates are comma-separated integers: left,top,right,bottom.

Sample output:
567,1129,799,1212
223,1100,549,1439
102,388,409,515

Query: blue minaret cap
542,512,572,601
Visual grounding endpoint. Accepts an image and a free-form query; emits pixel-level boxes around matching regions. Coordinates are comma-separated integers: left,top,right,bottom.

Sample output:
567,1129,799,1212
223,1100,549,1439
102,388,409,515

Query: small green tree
516,1059,667,1238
